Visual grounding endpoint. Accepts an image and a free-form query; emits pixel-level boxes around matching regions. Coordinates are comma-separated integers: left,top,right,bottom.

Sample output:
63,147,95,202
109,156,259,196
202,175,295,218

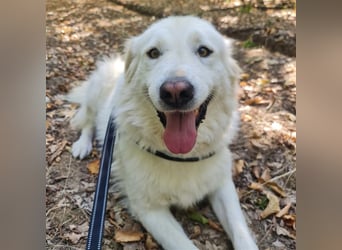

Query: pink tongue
163,111,197,154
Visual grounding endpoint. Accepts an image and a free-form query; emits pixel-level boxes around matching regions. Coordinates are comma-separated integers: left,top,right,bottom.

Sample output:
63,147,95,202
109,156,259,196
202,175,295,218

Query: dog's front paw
72,136,92,159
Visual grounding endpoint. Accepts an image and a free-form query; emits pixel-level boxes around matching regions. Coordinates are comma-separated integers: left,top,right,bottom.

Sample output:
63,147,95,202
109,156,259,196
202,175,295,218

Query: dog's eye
197,46,213,58
147,48,161,59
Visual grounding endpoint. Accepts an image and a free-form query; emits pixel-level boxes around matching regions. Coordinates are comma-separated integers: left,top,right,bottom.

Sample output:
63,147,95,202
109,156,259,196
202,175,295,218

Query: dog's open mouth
157,96,212,154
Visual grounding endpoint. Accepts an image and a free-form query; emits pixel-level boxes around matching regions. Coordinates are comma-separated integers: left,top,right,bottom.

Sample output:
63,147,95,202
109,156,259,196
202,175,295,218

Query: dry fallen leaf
46,133,54,143
250,139,265,149
266,181,287,198
283,214,296,229
46,120,51,130
240,81,248,87
287,131,296,142
245,96,262,105
48,140,67,165
256,78,270,86
245,96,269,106
108,217,120,228
190,225,202,238
276,224,296,239
145,234,158,250
249,182,264,192
234,159,245,175
114,229,144,243
252,165,261,179
242,113,252,122
267,161,283,168
260,191,280,219
46,102,54,110
64,232,84,244
276,202,292,218
87,159,100,174
208,219,223,232
260,168,271,182
256,152,263,160
54,98,64,106
240,73,250,80
272,239,286,248
204,240,220,250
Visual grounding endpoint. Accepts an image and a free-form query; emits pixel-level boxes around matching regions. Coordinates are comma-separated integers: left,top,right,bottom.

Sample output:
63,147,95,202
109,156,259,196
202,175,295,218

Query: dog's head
120,16,240,155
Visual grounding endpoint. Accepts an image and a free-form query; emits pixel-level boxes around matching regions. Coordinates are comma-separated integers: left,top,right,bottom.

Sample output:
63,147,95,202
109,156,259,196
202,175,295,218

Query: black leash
86,116,116,250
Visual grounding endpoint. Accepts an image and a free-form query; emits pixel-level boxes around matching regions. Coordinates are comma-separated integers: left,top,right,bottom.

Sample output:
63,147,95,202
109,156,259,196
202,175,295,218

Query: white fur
68,16,258,250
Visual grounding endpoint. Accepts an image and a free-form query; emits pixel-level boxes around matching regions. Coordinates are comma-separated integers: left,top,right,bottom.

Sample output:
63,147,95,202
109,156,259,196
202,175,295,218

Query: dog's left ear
223,38,241,87
124,37,139,83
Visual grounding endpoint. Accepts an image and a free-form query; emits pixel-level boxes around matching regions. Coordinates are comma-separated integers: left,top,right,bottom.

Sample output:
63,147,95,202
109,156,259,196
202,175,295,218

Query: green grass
240,3,252,14
255,195,269,210
242,38,258,49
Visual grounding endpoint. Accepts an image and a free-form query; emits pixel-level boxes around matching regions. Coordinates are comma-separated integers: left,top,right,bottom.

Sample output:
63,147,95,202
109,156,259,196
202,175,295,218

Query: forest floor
46,0,296,249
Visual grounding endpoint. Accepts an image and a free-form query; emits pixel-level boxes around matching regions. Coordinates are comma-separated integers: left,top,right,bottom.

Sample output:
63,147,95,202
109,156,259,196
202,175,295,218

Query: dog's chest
130,164,223,209
114,144,229,210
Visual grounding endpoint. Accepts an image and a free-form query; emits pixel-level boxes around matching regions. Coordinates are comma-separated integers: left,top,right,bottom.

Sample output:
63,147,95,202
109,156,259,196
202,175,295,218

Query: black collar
143,147,216,162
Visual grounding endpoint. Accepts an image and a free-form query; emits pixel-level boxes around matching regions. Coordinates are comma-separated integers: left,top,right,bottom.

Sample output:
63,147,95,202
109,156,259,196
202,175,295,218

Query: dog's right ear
124,37,139,83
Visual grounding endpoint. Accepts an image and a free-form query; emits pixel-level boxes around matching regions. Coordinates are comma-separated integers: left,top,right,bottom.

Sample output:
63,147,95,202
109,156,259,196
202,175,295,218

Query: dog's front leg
209,179,258,250
137,207,198,250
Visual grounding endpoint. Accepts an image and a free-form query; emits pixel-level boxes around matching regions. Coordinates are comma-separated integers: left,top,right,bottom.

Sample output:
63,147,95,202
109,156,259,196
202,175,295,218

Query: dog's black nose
160,77,194,108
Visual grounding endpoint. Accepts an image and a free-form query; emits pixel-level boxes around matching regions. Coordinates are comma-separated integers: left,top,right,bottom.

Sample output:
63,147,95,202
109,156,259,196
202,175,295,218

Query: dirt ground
46,0,296,249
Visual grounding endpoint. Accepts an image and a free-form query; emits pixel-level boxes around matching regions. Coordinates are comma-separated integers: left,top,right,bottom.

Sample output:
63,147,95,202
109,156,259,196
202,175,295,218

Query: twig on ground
241,168,296,198
259,224,275,243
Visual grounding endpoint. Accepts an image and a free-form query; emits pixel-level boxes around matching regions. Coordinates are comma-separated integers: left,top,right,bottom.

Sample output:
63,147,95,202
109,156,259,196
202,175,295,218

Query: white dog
68,16,258,250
